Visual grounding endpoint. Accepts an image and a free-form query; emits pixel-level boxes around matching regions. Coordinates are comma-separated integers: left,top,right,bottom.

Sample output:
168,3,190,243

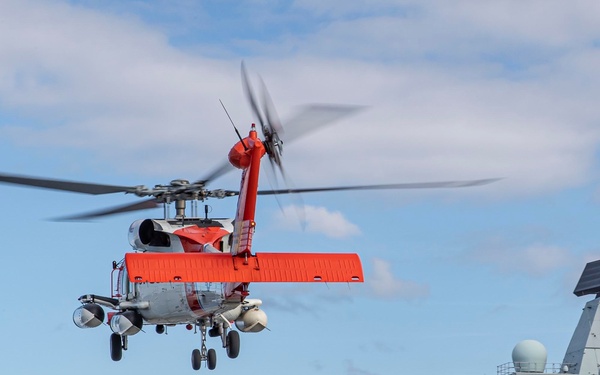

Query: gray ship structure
498,259,600,375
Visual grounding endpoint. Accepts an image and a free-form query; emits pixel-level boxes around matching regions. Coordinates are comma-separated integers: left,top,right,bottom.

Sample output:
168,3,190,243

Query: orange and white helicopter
0,64,498,371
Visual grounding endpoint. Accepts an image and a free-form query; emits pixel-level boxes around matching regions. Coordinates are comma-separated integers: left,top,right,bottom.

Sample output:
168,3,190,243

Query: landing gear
191,322,217,371
226,330,240,359
190,320,241,370
191,349,202,371
110,333,123,361
207,348,217,370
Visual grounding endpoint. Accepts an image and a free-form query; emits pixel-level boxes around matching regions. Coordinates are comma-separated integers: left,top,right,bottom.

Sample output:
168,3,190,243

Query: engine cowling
109,310,143,336
235,308,268,333
128,219,171,250
73,303,105,328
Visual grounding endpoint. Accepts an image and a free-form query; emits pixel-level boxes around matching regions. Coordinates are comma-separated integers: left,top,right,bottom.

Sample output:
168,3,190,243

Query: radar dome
512,340,547,373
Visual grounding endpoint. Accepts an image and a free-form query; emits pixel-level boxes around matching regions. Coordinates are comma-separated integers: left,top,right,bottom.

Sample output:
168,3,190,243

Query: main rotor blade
54,198,160,221
0,173,140,195
194,162,234,186
254,178,502,196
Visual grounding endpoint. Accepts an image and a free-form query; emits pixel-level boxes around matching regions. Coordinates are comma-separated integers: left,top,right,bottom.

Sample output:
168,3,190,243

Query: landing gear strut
191,320,242,370
191,322,217,371
214,321,241,359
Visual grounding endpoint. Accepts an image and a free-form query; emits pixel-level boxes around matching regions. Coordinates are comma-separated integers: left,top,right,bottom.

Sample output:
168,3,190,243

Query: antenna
220,99,247,151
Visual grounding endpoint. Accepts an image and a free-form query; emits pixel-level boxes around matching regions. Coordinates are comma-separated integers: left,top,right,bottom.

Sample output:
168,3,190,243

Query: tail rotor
241,61,285,179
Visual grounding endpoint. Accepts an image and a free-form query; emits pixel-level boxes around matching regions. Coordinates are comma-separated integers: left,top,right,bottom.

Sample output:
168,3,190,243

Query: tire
110,333,122,361
207,348,217,370
191,349,202,371
226,330,240,359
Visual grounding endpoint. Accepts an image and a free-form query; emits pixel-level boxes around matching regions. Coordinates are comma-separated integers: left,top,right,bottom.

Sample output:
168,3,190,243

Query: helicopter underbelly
136,282,222,324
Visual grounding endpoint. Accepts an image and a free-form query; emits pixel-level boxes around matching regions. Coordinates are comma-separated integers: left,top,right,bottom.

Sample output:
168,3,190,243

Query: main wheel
110,333,122,361
191,349,201,371
207,348,217,370
226,330,240,359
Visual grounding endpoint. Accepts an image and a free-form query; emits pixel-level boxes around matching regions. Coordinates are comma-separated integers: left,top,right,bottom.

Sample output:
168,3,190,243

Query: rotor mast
175,199,186,219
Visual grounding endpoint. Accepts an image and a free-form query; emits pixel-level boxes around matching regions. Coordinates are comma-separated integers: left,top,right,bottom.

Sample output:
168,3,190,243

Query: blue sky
1,0,600,374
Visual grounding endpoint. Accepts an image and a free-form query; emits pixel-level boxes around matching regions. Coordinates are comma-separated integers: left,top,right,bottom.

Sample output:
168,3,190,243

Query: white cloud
274,204,361,238
469,241,573,277
0,0,599,200
367,258,430,300
0,0,239,177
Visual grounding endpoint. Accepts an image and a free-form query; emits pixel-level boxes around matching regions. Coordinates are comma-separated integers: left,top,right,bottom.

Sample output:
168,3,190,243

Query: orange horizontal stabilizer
125,252,363,283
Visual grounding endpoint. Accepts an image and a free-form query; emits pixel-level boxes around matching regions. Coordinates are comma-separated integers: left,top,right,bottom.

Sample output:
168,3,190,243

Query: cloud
0,0,238,177
255,284,357,320
359,340,397,354
260,295,319,317
0,0,599,200
274,204,361,238
468,240,573,277
310,360,324,372
257,259,430,312
367,258,430,300
290,0,600,63
345,360,378,375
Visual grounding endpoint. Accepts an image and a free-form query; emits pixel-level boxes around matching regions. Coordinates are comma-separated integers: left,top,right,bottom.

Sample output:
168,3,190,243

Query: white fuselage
134,282,225,324
119,217,244,325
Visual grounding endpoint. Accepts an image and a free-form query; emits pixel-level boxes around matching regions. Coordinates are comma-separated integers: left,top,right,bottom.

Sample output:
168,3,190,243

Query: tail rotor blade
260,75,284,136
259,75,285,172
241,61,266,131
283,104,364,143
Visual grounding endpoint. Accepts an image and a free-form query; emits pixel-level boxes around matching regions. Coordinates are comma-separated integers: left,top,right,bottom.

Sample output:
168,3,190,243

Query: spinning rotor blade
259,75,285,175
242,61,283,174
199,61,364,186
254,178,502,196
260,77,284,138
283,104,364,142
55,198,160,221
194,162,231,187
241,61,266,131
199,104,363,184
0,172,140,195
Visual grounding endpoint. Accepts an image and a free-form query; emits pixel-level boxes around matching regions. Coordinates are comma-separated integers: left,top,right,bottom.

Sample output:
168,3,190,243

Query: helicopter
0,63,499,371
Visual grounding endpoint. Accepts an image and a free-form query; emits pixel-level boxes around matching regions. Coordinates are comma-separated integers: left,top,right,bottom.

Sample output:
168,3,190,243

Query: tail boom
229,126,265,256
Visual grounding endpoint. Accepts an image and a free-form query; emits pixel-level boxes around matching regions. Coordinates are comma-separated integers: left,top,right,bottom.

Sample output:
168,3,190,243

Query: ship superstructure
498,260,600,375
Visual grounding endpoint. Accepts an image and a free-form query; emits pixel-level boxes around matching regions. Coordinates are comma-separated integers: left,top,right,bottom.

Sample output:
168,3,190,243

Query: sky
1,0,600,374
